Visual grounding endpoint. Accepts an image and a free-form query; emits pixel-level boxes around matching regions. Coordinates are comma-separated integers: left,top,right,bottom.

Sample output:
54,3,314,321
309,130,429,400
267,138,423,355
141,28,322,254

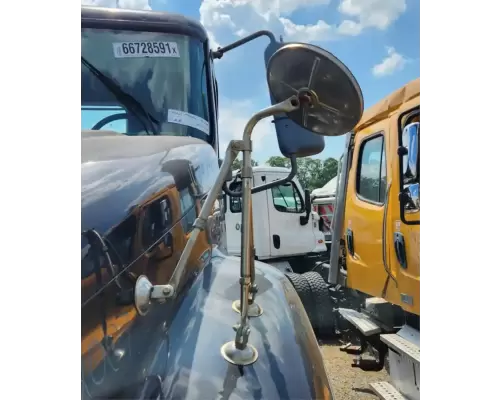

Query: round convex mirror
266,43,364,136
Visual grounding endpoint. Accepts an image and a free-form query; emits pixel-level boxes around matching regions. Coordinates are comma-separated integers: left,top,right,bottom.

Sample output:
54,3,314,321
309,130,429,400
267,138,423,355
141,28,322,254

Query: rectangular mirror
402,122,419,184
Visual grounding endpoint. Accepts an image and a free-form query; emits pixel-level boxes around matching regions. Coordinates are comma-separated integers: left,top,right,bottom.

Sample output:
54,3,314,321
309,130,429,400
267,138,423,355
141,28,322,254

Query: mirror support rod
223,155,298,197
133,96,302,366
211,30,277,59
133,140,242,315
221,95,301,366
165,141,241,297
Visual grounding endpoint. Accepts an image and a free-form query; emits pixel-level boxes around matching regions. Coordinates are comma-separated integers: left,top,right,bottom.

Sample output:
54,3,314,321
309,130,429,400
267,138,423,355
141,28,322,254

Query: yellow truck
328,78,420,400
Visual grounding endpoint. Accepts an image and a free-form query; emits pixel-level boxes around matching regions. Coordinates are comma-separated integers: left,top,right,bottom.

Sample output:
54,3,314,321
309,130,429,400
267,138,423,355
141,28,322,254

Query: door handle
346,228,354,256
393,232,407,269
272,234,281,249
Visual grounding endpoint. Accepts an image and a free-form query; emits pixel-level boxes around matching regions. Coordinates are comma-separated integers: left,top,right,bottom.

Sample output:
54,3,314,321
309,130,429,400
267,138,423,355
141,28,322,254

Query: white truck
224,166,327,272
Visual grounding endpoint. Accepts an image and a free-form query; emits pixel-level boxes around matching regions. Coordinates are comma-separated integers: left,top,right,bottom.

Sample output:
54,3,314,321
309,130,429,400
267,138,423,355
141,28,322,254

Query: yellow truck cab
328,78,420,400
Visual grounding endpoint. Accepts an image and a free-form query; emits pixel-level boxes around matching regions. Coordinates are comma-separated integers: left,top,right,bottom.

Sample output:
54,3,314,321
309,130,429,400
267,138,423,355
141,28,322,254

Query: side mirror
402,122,419,184
399,122,420,225
264,41,325,158
300,189,312,226
266,43,364,138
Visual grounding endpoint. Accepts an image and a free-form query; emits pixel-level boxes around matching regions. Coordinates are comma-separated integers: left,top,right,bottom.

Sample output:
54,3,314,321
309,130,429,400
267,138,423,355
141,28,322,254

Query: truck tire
288,257,310,273
302,271,335,336
284,272,316,324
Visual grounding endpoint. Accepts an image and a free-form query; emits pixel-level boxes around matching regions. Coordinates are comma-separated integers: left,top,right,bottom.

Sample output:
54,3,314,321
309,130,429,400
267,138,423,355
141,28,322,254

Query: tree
265,156,338,190
231,157,258,171
317,157,338,188
266,156,290,168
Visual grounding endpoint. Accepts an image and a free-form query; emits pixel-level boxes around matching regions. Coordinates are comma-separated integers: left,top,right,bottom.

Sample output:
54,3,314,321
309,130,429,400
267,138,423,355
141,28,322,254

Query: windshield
81,28,211,141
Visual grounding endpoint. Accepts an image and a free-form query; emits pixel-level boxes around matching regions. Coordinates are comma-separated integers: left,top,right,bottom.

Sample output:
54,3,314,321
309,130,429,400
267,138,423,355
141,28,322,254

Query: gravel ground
319,340,389,400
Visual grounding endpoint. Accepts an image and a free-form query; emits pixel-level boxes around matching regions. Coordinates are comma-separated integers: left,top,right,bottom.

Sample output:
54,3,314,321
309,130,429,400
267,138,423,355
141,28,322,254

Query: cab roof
355,77,420,132
81,6,208,42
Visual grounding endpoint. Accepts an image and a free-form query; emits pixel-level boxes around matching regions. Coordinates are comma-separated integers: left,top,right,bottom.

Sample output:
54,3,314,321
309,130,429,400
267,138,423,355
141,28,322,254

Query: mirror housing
402,122,419,184
300,188,312,226
266,42,363,137
399,122,420,225
264,40,325,158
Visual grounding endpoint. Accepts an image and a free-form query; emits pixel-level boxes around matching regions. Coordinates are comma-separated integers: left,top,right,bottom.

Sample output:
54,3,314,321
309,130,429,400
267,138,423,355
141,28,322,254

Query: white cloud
81,0,151,10
338,0,407,31
279,18,335,42
337,19,363,36
200,0,407,48
217,98,275,153
200,0,333,48
372,46,407,77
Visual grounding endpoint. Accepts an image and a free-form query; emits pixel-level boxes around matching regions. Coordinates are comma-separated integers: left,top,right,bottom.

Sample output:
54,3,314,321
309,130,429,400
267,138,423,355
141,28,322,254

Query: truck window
357,135,387,204
81,105,127,132
82,29,213,142
272,182,304,213
180,189,197,232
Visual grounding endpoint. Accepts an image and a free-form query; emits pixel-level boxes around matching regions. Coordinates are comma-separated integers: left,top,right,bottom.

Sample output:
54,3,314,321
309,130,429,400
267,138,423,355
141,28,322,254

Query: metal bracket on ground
370,382,407,400
338,308,382,336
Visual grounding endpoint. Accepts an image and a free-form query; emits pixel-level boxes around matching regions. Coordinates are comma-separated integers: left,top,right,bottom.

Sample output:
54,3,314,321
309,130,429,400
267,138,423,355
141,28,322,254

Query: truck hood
81,133,219,245
95,249,334,400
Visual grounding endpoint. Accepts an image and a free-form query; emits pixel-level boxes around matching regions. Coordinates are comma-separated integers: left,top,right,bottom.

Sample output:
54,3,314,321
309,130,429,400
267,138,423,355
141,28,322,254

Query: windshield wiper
81,56,159,135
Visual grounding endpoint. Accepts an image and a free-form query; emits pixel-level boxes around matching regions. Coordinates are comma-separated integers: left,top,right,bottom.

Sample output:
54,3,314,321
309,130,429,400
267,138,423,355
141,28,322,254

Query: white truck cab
225,166,327,261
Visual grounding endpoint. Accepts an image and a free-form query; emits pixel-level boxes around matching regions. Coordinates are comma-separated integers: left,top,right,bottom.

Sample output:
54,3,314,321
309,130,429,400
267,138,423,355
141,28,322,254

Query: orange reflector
318,240,324,243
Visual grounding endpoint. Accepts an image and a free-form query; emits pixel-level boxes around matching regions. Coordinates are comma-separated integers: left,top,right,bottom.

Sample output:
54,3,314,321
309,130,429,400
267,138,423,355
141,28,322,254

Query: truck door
267,173,316,257
344,126,393,298
391,107,420,315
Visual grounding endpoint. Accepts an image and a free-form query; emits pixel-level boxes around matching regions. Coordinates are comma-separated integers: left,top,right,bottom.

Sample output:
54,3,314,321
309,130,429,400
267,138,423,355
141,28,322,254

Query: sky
81,0,420,165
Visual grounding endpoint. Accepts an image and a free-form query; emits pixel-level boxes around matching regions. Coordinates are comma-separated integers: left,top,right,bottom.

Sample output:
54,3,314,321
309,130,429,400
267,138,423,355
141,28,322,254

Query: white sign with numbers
167,109,210,135
112,41,180,58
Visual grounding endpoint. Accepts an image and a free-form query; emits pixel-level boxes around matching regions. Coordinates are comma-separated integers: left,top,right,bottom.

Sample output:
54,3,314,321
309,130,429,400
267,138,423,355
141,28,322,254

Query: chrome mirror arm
134,95,302,367
134,141,241,314
221,95,301,366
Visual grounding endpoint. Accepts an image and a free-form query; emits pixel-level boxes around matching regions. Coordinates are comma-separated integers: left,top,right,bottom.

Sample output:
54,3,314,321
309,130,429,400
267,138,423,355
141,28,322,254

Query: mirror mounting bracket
133,96,301,366
220,95,301,366
211,30,277,60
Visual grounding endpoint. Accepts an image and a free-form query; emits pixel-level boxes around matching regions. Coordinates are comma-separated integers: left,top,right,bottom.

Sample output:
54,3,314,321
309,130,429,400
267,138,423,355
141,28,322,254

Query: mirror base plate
221,341,258,366
232,300,263,317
